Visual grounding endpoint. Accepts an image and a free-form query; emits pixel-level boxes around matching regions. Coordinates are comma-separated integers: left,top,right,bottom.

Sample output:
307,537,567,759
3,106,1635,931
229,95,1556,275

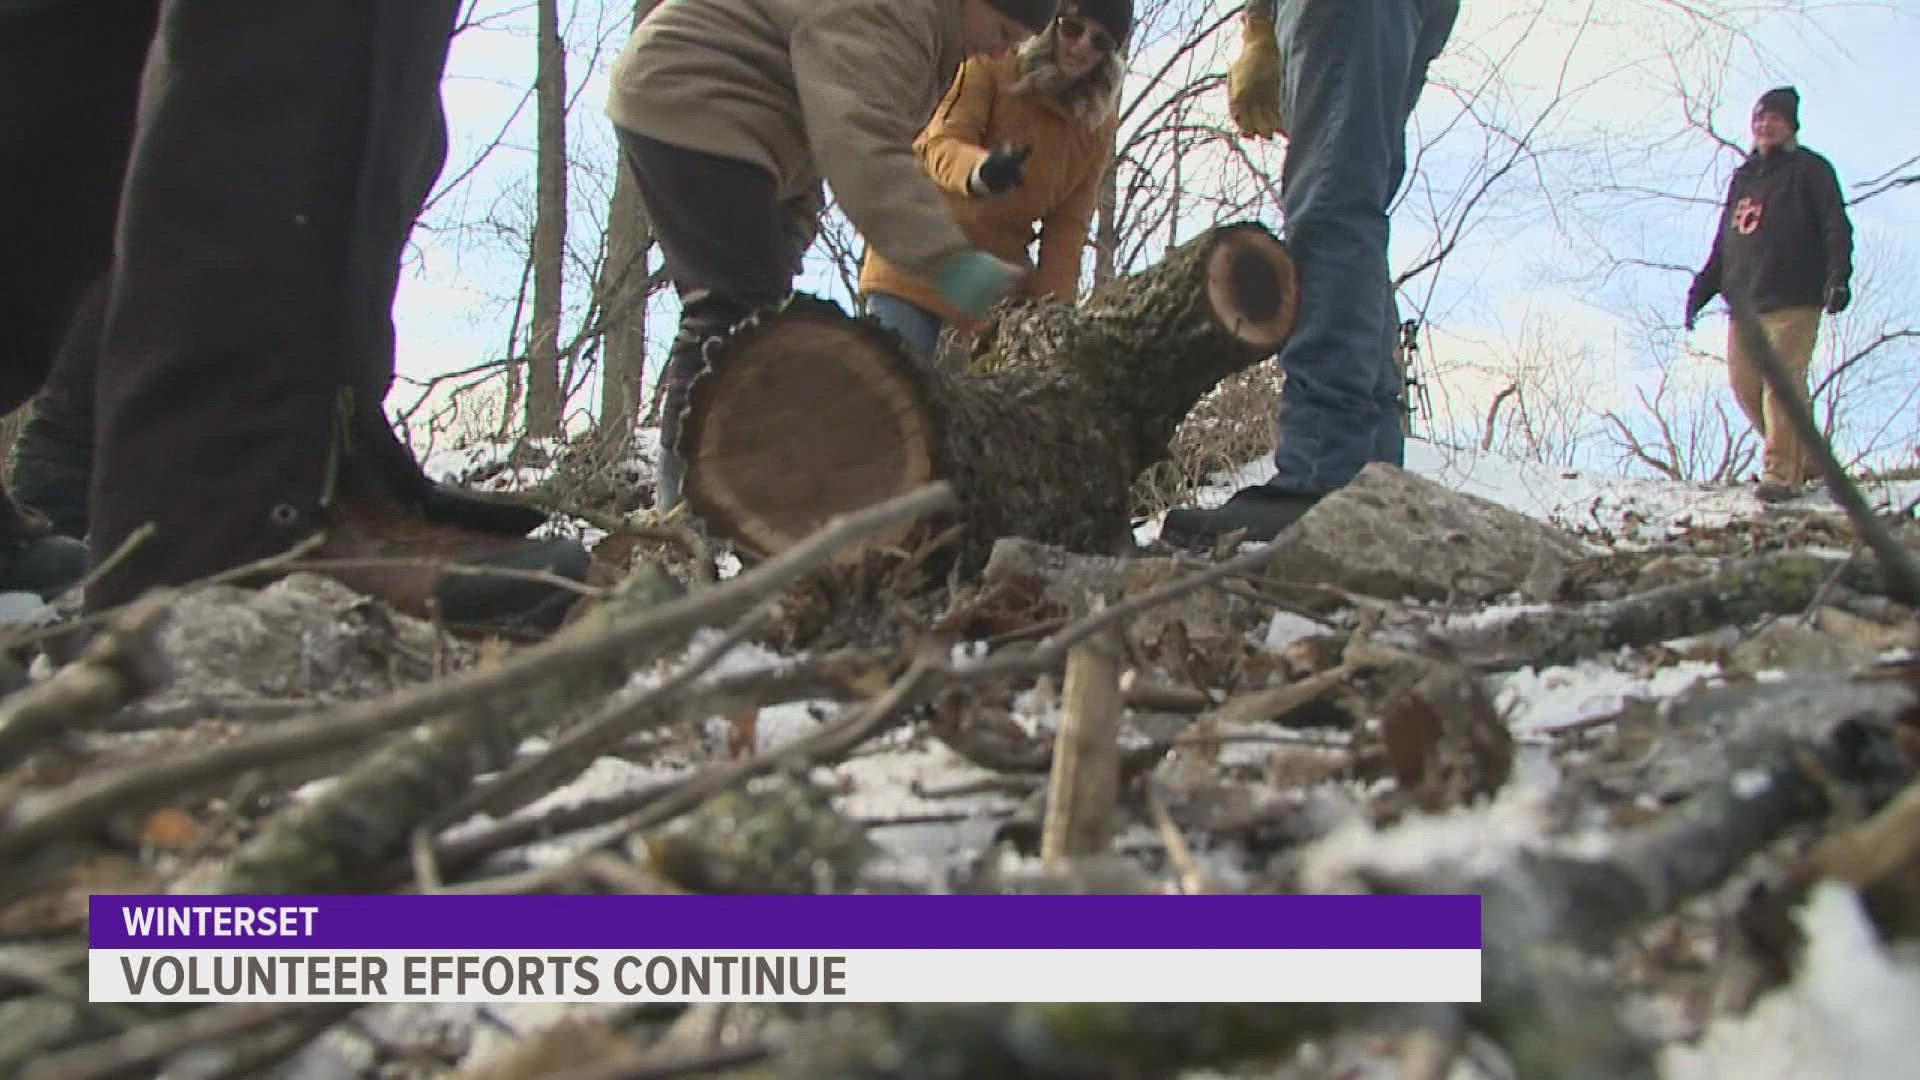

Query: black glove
1825,283,1851,314
970,144,1032,196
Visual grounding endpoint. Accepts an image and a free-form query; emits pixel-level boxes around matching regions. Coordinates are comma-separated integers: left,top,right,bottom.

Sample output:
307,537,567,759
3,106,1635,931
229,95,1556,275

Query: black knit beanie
1754,86,1800,130
1072,0,1135,47
986,0,1061,35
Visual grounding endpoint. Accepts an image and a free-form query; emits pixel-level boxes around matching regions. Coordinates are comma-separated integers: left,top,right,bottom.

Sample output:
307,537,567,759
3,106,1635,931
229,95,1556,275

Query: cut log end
682,303,937,563
1204,224,1299,350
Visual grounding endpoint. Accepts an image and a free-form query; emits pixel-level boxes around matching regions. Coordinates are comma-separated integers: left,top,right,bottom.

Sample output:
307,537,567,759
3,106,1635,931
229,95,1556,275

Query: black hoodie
1689,142,1854,315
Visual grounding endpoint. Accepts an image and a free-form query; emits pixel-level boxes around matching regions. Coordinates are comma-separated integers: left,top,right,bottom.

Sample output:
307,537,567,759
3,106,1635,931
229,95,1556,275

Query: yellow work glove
1227,17,1285,140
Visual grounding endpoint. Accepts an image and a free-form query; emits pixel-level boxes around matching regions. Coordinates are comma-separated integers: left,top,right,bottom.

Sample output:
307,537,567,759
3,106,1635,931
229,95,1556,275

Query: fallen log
675,221,1298,573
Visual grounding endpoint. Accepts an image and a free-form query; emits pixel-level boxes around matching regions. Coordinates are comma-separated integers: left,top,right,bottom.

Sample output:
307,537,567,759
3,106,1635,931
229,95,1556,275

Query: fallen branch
176,565,693,894
527,660,942,890
430,595,783,827
0,483,957,862
1430,549,1902,669
1445,690,1918,1077
0,594,172,769
22,1002,358,1080
1040,615,1125,861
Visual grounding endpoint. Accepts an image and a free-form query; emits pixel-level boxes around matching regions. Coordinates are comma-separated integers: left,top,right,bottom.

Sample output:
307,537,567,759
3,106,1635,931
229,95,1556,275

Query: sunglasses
1055,14,1117,54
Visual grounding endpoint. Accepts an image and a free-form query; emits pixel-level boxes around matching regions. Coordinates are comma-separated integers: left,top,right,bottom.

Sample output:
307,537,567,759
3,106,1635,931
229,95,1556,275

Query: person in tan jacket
606,0,1058,513
859,0,1131,364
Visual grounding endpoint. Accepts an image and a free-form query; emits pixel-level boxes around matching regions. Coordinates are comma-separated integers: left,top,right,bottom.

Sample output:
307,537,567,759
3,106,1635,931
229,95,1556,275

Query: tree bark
523,0,568,438
592,0,664,454
677,221,1298,574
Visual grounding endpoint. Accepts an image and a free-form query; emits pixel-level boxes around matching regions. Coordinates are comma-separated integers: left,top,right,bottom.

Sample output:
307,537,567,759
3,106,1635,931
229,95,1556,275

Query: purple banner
89,894,1481,950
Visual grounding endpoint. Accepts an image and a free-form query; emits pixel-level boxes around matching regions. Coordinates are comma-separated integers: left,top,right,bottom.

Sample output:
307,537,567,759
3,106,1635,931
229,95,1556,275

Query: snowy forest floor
2,430,1918,1080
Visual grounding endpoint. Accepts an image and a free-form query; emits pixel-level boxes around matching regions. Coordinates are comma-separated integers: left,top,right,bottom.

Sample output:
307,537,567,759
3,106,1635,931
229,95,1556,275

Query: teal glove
935,250,1025,320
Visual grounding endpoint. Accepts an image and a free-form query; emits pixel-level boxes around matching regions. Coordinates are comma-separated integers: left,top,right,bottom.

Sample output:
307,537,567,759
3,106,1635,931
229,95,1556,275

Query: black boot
0,488,88,600
1159,484,1322,549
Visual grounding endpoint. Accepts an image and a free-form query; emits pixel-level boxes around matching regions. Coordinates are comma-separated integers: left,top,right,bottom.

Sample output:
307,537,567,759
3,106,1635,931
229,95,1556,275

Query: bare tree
1601,347,1756,482
521,0,570,439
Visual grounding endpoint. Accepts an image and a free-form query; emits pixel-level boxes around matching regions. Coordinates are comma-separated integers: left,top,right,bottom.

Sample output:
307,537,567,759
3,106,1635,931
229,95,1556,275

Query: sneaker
1158,484,1322,548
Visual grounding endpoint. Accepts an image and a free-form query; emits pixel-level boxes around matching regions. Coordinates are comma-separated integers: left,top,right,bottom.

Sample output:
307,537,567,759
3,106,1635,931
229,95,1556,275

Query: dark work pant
1265,0,1459,494
0,1,476,611
0,1,157,417
614,128,814,473
864,292,945,362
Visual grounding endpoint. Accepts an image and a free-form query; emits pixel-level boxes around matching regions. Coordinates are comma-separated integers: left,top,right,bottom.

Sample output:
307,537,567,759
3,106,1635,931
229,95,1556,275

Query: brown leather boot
309,479,592,638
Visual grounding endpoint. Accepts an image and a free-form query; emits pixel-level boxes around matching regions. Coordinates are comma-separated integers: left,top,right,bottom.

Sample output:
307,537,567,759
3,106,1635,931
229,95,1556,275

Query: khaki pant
1727,306,1822,487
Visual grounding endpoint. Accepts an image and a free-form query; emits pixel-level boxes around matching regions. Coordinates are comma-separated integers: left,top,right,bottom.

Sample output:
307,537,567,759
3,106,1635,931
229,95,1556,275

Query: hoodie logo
1732,195,1763,235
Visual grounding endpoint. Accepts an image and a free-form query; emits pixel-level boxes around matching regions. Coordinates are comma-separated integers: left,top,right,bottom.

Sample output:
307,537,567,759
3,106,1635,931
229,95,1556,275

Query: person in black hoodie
1685,86,1854,502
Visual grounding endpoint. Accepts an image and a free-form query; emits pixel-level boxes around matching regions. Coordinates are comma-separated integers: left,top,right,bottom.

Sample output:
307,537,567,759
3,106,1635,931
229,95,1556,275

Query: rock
1262,463,1594,604
1726,621,1883,677
146,573,463,711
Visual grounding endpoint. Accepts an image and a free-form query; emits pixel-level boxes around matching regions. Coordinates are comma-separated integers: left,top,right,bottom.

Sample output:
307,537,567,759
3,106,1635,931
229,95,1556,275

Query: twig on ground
1800,541,1865,620
49,523,155,611
545,1043,775,1080
0,483,956,860
431,595,784,827
96,696,316,731
0,593,172,769
525,660,941,891
279,555,604,600
1202,662,1364,730
411,825,443,893
1146,786,1211,894
1040,612,1126,862
954,536,1292,682
22,1002,360,1080
5,532,331,656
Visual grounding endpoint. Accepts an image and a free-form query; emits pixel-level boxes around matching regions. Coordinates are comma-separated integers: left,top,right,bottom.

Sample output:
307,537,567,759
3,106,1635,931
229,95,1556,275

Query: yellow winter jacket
858,51,1118,332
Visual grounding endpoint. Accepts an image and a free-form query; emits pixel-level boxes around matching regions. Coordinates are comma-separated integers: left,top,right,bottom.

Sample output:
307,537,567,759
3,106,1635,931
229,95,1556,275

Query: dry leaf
1379,664,1513,812
726,705,760,759
141,807,199,850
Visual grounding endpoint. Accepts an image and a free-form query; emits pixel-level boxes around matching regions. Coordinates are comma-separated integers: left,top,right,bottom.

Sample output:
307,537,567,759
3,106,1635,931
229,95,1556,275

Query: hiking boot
311,484,592,638
1158,484,1322,548
0,489,88,600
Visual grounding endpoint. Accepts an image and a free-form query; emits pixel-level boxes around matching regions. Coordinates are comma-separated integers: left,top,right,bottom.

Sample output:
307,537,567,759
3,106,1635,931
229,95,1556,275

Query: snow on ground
352,432,1920,1077
1153,436,1920,546
1659,884,1920,1080
1492,658,1723,735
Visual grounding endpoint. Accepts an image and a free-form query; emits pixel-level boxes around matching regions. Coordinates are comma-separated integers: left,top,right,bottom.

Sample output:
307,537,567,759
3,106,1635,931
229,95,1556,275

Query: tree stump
675,221,1298,575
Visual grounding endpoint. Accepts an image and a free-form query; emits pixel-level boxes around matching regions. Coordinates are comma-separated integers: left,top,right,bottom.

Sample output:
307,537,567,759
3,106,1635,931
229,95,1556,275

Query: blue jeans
864,292,944,362
1265,0,1459,494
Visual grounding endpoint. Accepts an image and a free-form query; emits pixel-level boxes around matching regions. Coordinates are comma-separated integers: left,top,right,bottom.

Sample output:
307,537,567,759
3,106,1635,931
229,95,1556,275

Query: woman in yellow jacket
859,0,1131,364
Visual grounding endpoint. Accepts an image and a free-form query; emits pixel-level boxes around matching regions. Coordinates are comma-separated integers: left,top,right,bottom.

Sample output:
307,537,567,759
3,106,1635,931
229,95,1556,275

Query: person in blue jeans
1159,0,1460,547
